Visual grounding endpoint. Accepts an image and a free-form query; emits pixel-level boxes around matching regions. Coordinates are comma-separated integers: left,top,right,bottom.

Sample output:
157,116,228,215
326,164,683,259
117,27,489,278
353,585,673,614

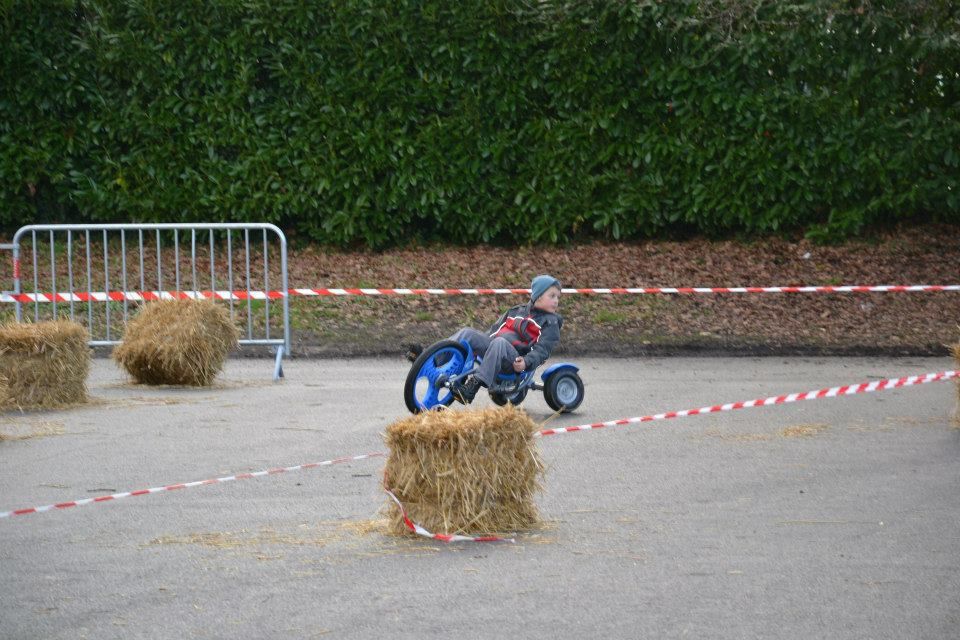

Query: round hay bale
113,300,239,386
382,405,544,536
0,320,90,410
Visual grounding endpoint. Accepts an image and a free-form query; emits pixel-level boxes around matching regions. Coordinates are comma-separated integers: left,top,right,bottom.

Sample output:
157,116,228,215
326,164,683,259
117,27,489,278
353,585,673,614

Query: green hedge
2,0,958,246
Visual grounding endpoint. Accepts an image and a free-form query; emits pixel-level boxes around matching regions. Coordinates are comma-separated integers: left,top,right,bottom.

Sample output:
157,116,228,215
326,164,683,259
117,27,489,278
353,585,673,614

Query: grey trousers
448,328,519,387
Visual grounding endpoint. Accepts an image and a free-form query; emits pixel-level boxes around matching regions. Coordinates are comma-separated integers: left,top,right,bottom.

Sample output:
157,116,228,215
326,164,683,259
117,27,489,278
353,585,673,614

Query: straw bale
383,405,544,536
952,342,960,426
0,320,90,410
114,300,239,386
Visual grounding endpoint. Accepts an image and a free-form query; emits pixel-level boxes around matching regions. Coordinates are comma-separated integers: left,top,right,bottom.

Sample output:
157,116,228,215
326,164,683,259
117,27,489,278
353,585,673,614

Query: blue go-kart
403,339,585,414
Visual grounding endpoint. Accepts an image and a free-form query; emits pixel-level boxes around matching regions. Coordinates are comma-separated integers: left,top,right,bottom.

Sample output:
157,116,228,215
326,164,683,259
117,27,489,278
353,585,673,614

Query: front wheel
544,371,584,413
403,340,469,414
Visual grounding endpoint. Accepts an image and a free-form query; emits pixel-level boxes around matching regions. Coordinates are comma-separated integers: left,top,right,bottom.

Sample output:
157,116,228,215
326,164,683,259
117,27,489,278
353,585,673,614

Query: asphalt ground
1,356,959,640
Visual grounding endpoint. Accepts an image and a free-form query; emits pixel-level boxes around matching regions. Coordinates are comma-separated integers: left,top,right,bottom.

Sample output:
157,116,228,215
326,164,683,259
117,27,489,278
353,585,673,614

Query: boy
447,274,563,404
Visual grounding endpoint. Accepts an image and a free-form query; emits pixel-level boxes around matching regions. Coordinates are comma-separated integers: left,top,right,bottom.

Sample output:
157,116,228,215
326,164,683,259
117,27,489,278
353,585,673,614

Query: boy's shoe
453,377,482,405
403,343,424,362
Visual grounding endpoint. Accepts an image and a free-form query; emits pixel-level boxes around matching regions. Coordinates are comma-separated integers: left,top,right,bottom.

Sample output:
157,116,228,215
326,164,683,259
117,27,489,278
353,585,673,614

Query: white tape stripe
385,490,514,543
535,370,957,438
4,284,960,304
0,453,384,519
3,373,955,520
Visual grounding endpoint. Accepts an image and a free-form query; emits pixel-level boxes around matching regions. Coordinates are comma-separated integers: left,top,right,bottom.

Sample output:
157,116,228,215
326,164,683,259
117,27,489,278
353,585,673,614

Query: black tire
403,340,469,414
490,386,528,407
544,371,584,413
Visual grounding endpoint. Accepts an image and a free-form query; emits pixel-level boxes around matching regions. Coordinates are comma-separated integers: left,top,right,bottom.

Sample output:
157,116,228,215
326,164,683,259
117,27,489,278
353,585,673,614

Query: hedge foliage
2,0,958,247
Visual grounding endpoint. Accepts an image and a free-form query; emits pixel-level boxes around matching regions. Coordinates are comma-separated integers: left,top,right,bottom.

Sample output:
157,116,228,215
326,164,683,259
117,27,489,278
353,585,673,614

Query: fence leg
273,346,285,382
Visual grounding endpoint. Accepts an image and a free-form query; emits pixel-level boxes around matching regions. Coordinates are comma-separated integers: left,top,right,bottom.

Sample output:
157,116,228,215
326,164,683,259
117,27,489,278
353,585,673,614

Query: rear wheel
403,340,469,414
544,371,584,413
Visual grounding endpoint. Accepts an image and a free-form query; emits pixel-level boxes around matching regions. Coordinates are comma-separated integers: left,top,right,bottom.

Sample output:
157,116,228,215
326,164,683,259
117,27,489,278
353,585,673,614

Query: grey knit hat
530,274,561,304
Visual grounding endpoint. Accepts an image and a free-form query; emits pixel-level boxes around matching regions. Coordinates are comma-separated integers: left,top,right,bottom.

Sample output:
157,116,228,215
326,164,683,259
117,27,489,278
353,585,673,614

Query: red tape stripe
0,453,386,520
3,285,960,303
536,371,958,437
384,491,515,543
2,370,956,523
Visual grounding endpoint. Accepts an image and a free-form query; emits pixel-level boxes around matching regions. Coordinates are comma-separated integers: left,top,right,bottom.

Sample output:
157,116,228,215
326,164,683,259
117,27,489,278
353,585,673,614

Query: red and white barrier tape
0,453,385,520
3,284,960,303
2,370,957,529
535,370,958,437
385,490,514,543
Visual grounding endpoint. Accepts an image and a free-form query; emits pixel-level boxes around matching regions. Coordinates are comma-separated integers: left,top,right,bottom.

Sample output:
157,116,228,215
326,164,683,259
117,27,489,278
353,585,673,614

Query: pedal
489,381,520,395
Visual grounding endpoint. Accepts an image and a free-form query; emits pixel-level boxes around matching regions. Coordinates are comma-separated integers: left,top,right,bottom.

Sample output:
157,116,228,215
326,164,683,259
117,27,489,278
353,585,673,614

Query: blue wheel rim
414,347,465,410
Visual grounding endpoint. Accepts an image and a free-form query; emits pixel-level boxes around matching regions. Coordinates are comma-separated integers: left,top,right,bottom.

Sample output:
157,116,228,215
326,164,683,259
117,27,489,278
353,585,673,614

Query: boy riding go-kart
403,275,584,414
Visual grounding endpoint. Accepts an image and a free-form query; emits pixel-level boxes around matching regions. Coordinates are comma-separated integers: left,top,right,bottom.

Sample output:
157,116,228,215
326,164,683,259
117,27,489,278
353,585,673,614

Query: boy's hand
513,356,526,372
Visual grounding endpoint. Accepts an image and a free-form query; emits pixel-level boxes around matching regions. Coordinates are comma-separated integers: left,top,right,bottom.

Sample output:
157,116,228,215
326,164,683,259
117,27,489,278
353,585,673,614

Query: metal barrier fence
3,223,290,380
